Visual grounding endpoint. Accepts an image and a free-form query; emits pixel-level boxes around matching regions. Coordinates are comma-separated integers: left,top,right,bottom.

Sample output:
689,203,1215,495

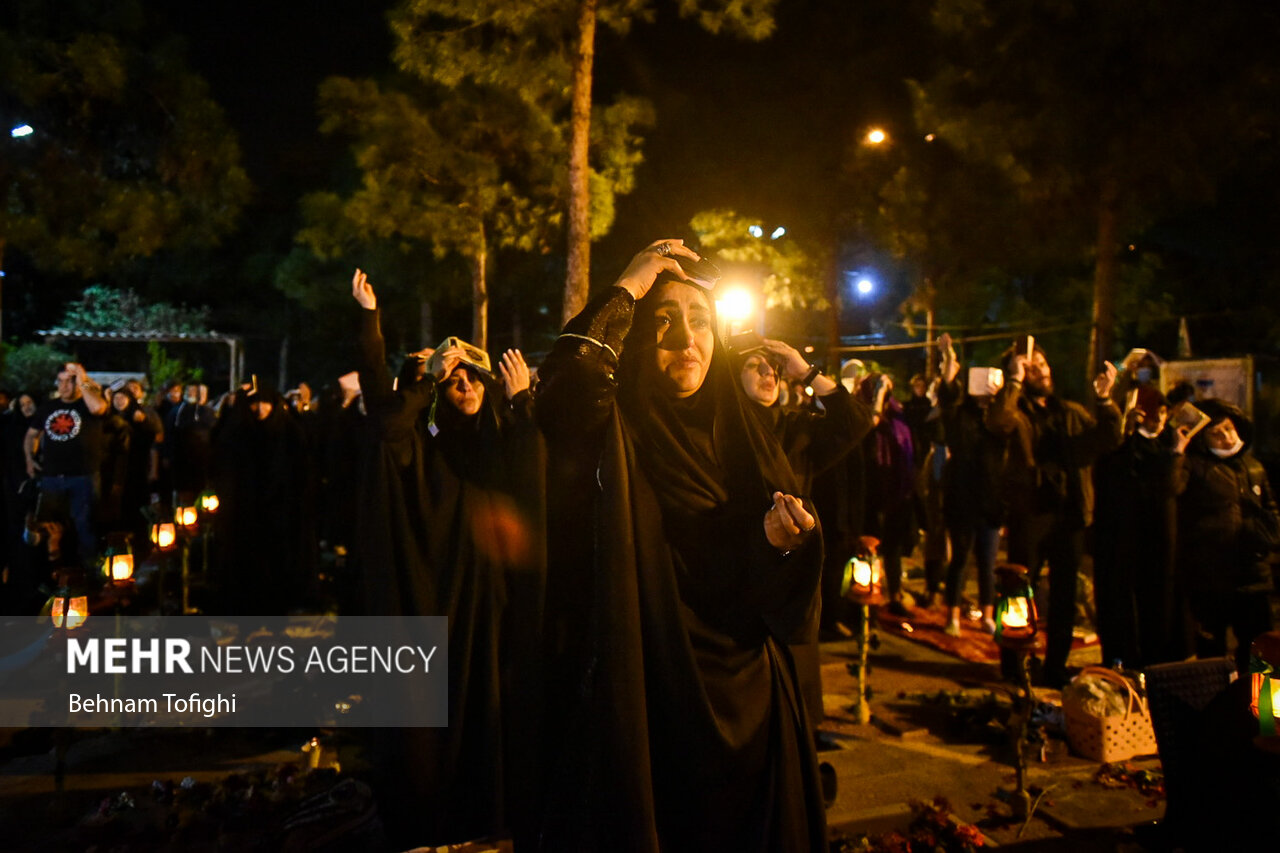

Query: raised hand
498,349,531,400
352,268,377,310
432,346,465,382
613,238,698,301
1093,360,1118,399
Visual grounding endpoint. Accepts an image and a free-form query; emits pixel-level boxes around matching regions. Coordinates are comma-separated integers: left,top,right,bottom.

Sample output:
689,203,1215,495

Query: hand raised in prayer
498,349,531,400
764,491,817,553
351,268,377,310
938,333,960,383
613,238,699,301
1093,360,1118,399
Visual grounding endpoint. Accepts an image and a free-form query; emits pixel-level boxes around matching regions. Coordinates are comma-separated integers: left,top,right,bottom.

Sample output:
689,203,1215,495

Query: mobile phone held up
675,254,722,290
727,331,765,354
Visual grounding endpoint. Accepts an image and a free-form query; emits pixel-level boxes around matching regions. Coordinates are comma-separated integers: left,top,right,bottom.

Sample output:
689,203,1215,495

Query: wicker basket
1063,666,1159,762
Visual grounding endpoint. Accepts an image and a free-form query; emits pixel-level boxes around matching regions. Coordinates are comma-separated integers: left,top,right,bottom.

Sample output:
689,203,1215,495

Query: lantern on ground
199,491,220,514
51,589,89,630
994,565,1039,650
151,522,177,551
1250,632,1280,738
843,537,885,606
102,549,134,583
175,503,198,531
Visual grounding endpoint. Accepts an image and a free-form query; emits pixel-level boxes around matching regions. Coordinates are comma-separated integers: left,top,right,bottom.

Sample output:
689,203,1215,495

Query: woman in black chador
350,270,545,848
536,239,827,851
211,383,315,614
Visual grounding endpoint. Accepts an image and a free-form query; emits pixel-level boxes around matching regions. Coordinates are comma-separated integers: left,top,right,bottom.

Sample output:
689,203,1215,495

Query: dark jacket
985,378,1122,527
1093,431,1188,665
938,376,1008,527
1178,402,1280,596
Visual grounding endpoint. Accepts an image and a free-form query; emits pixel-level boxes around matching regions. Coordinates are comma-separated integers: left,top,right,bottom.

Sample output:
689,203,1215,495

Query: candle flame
1003,597,1030,629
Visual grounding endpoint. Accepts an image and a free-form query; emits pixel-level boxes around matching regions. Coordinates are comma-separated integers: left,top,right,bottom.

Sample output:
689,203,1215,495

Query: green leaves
55,285,211,334
690,208,827,310
0,18,251,278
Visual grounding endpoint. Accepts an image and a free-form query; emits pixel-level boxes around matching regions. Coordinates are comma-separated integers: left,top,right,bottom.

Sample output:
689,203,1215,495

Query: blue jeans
38,474,97,566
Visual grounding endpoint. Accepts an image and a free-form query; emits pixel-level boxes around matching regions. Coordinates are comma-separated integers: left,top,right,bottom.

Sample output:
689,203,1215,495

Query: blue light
857,278,874,296
10,125,33,138
747,225,764,238
770,226,786,240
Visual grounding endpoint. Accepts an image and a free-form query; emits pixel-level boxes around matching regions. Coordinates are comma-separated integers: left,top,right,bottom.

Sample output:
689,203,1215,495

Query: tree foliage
689,209,827,311
910,0,1279,371
0,342,73,393
0,0,252,277
54,285,211,334
387,0,776,325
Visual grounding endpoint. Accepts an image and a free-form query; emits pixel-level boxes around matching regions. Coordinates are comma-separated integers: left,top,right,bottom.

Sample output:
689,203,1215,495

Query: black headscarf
429,365,508,489
617,283,801,519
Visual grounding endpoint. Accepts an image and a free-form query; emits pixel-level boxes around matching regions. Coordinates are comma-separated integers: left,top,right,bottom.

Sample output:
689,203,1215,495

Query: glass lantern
994,565,1039,649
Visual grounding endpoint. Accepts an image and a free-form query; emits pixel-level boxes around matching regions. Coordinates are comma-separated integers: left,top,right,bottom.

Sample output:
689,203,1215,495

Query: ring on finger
656,242,673,257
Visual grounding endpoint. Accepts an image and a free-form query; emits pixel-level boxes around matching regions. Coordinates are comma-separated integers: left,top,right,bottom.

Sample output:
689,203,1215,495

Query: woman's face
647,280,714,398
441,367,484,416
1205,417,1240,451
739,354,779,406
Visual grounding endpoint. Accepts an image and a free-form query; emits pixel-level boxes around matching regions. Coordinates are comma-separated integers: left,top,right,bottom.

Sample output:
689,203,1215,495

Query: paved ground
816,626,1165,849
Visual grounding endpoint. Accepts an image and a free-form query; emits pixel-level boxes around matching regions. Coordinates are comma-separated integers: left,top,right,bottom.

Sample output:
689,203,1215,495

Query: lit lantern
103,551,135,583
1249,632,1280,737
199,491,220,514
175,504,198,530
151,522,177,551
994,565,1039,649
51,591,90,630
843,536,885,605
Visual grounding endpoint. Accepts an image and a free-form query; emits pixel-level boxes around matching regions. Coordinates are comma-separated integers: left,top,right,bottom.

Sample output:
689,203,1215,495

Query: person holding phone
350,269,546,847
537,239,827,851
731,336,875,729
985,340,1122,687
1093,386,1194,667
1177,399,1280,670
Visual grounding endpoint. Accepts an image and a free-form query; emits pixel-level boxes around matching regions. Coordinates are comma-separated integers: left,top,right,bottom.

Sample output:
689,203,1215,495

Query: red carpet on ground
873,604,1096,663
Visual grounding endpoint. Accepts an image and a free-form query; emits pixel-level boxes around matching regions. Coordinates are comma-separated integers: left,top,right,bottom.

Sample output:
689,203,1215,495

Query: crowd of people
1,238,1276,849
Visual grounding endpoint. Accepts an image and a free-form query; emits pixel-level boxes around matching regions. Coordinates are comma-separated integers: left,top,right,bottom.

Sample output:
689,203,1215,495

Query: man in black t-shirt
24,363,108,567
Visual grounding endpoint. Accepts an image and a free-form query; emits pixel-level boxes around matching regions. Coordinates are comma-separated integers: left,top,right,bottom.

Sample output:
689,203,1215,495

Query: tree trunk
278,335,290,392
1088,177,1120,382
472,223,489,351
825,266,842,373
562,0,597,327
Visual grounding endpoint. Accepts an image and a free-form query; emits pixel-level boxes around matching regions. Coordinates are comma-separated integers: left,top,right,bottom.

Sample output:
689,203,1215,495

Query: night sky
152,0,916,275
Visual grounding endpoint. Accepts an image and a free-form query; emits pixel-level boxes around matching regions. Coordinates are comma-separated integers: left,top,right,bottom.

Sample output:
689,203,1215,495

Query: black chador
537,286,827,852
353,307,545,847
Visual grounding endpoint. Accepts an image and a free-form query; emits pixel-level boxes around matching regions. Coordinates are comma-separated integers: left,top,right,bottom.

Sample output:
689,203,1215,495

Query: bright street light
865,128,887,145
10,125,34,138
747,225,764,238
856,277,875,297
770,226,786,240
716,286,756,326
